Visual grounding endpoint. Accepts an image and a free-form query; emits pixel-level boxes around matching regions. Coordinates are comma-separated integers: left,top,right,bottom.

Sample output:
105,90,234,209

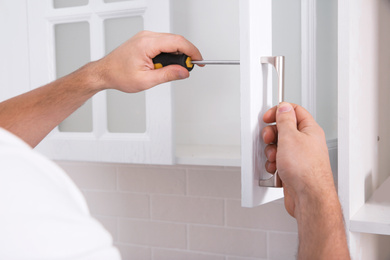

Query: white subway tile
153,249,224,260
56,161,116,191
227,257,266,260
188,169,240,199
151,195,224,225
115,244,151,260
226,200,298,232
83,191,149,218
118,167,186,195
118,219,187,249
268,232,298,260
94,216,118,242
188,225,267,258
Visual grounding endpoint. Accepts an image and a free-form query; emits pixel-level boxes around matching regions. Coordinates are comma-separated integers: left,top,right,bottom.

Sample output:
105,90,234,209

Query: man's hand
261,102,335,217
94,31,203,93
261,102,350,259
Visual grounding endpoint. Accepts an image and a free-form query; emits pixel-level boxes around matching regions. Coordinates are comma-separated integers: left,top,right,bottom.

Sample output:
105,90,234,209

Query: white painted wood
350,176,390,235
240,0,284,207
301,0,316,119
0,0,31,102
176,145,240,167
338,0,390,257
28,0,174,164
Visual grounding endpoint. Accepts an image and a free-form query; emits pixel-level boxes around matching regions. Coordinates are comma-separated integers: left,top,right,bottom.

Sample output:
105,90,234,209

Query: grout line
115,165,119,191
115,242,268,260
81,187,241,201
93,215,299,234
117,244,229,259
186,224,189,250
149,194,153,220
116,216,120,243
266,231,270,260
185,168,189,196
151,246,155,260
223,199,227,227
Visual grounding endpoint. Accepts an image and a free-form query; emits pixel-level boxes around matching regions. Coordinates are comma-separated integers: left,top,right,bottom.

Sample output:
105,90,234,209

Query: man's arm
262,102,350,259
0,31,202,147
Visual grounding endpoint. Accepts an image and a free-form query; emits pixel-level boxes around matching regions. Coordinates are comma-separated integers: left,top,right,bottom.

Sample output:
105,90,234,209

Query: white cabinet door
27,0,174,164
240,0,317,207
240,0,284,207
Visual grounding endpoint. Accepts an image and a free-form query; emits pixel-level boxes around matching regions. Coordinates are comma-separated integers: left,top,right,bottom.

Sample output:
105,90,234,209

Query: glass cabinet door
28,0,174,164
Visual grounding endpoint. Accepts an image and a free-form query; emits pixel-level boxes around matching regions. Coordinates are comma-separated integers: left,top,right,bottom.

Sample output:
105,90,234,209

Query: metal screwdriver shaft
191,60,240,65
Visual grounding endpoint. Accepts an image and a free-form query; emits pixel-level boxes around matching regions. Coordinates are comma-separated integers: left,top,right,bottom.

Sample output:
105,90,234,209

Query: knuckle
316,126,326,139
173,34,186,43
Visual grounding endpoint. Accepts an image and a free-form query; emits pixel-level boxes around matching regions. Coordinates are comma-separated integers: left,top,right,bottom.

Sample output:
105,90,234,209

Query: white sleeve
0,137,121,260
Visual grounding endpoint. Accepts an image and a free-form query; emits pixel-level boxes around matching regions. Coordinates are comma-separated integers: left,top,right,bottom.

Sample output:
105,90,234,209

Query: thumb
149,65,189,86
276,102,298,136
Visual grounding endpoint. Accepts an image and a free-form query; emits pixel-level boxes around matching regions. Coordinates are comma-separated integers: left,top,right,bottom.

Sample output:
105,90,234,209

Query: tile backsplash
57,162,298,260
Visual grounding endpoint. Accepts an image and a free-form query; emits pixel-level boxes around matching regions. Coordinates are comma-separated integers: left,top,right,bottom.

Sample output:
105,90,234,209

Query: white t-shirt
0,128,121,260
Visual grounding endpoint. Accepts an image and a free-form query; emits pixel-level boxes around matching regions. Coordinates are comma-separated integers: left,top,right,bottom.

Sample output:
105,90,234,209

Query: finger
275,102,298,137
262,125,277,144
264,103,304,124
263,106,278,124
275,103,318,136
147,32,203,62
264,144,277,162
265,161,276,173
293,105,319,133
147,65,189,87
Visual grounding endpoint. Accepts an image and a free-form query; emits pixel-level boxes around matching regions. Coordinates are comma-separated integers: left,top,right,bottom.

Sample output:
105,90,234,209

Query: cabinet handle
259,56,285,188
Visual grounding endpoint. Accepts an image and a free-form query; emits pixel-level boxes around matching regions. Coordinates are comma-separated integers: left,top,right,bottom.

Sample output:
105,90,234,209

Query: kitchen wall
58,162,298,260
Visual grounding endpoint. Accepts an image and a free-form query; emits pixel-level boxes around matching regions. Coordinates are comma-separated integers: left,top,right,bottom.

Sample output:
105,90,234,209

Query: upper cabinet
28,0,175,165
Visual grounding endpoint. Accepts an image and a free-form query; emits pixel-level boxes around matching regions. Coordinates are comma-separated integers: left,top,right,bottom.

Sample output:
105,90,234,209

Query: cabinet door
240,0,316,207
28,0,174,164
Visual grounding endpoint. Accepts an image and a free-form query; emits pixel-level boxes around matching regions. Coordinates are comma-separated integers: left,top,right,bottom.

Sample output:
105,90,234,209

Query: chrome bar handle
259,56,285,188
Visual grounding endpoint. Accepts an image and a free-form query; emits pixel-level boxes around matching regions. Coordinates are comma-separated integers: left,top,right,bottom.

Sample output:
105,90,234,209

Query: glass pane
317,0,338,140
272,0,301,105
106,90,146,133
104,16,145,133
55,22,92,132
104,0,132,3
53,0,88,8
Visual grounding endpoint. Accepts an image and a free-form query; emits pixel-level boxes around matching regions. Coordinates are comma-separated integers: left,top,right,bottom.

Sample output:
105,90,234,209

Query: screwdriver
153,53,240,71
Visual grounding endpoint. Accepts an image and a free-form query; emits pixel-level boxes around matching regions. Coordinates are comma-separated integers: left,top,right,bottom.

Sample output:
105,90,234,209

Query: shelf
175,145,240,167
350,176,390,235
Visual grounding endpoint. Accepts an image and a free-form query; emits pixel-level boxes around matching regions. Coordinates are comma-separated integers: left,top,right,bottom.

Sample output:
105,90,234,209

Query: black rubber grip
152,53,194,71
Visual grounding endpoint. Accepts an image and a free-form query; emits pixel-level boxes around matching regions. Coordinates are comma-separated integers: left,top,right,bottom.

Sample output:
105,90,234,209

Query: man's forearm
295,189,350,259
0,62,104,147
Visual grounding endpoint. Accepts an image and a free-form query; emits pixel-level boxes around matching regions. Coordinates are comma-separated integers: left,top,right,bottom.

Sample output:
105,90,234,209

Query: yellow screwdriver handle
152,53,194,71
